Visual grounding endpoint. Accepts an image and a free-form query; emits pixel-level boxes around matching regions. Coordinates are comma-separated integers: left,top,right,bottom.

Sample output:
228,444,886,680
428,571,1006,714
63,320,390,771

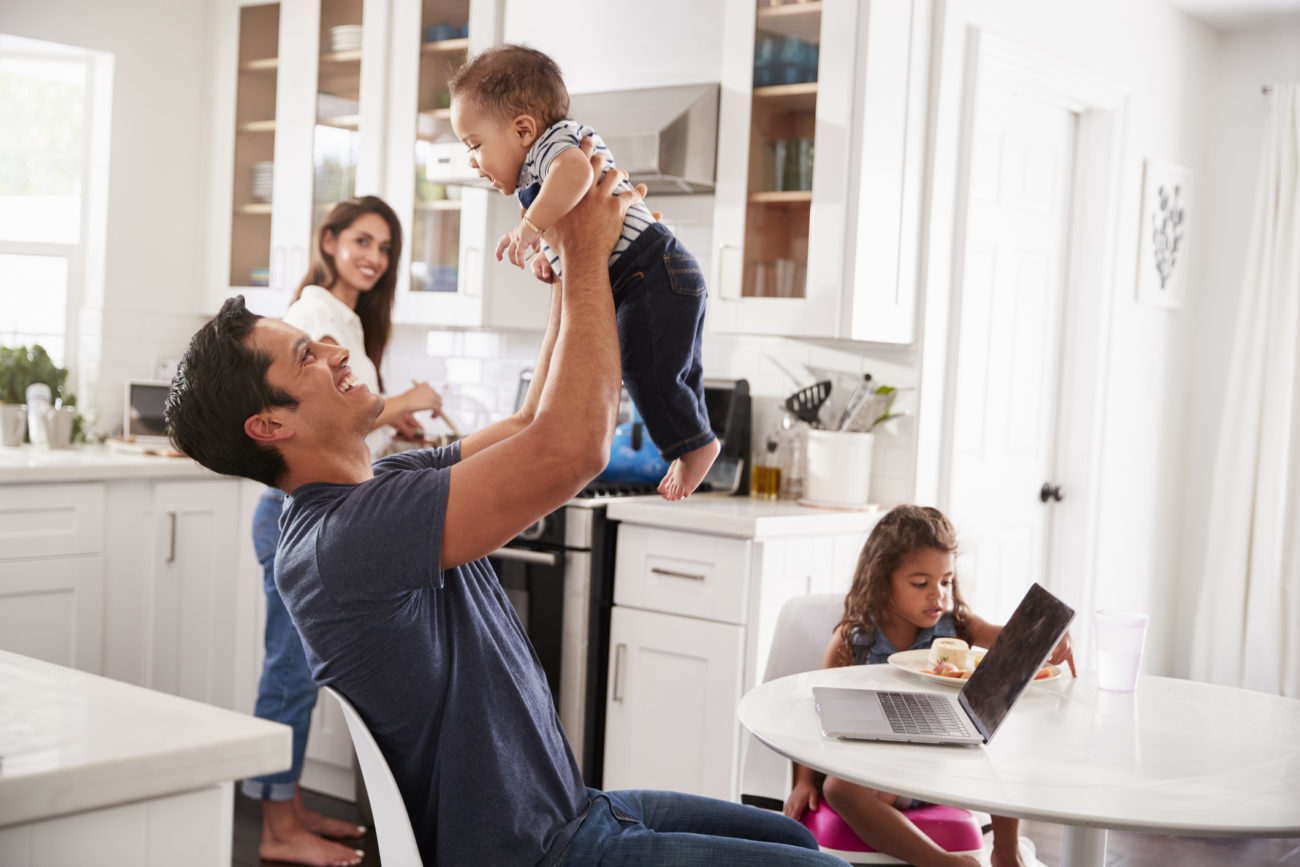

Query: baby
448,44,719,500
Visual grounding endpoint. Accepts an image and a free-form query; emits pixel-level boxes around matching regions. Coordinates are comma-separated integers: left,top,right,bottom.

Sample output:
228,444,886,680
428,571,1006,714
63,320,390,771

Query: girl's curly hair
836,505,973,664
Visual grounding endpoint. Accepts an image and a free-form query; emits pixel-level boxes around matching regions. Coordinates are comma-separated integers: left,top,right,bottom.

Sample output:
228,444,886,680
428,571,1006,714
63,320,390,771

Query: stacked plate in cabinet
251,161,273,202
328,24,362,53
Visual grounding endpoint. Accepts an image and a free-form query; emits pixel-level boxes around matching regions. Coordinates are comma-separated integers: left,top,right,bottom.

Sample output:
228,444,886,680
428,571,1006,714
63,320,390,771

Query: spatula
784,380,832,427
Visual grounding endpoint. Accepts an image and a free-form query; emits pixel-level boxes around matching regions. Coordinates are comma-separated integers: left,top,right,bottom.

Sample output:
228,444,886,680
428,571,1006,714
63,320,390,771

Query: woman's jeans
240,488,318,802
549,789,849,866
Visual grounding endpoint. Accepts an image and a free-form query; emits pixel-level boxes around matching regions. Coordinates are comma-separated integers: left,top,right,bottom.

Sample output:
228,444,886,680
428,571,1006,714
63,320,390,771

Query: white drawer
614,525,751,624
0,483,106,560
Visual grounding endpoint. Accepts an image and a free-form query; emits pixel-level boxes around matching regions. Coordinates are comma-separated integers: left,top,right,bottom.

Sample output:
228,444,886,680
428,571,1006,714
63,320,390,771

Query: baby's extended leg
658,437,720,501
821,776,980,867
990,815,1028,867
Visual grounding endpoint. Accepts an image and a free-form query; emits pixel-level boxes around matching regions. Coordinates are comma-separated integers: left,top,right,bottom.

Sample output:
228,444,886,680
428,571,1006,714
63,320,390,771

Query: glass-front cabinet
384,0,543,327
207,0,388,318
711,0,928,343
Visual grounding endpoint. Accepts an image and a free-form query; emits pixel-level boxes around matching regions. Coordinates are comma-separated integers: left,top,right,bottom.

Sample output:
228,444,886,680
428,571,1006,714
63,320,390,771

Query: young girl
447,44,720,501
783,505,1074,867
246,195,443,867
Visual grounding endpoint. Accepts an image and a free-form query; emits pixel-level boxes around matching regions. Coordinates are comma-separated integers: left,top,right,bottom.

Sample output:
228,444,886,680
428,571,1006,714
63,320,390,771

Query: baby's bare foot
259,827,364,867
658,439,720,500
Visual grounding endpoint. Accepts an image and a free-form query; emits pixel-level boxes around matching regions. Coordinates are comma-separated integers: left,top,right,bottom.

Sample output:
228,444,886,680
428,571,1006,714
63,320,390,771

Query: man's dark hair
448,44,569,129
165,296,298,488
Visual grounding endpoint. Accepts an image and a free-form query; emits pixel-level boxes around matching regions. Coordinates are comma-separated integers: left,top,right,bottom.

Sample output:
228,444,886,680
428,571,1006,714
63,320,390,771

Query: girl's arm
498,146,596,267
784,626,853,818
966,611,1077,675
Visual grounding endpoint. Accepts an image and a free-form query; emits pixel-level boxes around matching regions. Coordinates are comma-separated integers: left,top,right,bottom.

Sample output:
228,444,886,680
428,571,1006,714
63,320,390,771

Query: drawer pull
651,567,705,582
166,512,177,563
613,643,627,702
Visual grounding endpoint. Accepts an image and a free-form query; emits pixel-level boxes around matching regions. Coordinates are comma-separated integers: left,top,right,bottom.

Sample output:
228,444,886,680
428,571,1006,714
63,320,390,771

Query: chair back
324,687,424,867
740,592,843,804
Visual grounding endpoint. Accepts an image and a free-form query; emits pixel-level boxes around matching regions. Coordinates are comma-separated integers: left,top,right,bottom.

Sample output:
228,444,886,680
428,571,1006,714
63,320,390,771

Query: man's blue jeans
240,488,318,801
549,789,850,866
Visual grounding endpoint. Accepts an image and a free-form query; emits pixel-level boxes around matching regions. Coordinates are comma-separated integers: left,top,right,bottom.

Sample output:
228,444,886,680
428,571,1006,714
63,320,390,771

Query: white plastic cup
804,429,874,506
1093,609,1149,692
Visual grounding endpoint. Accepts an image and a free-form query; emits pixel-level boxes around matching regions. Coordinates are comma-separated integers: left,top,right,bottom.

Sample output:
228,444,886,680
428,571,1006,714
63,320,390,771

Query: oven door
488,544,566,706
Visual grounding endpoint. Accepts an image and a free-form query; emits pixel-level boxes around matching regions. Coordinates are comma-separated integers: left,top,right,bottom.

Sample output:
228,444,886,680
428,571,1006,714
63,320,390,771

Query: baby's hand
530,252,556,284
496,219,543,269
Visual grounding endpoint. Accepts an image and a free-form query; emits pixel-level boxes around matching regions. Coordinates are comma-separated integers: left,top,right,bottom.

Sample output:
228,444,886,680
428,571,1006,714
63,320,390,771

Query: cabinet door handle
166,512,177,563
488,547,558,566
651,567,706,582
612,643,627,703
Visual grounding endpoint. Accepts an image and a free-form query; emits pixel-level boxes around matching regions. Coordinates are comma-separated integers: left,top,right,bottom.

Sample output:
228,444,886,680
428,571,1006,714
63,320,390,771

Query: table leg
1061,825,1107,867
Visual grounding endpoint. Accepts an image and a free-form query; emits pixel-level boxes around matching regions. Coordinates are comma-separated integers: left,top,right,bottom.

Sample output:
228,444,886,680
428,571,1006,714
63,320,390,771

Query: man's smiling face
246,317,382,446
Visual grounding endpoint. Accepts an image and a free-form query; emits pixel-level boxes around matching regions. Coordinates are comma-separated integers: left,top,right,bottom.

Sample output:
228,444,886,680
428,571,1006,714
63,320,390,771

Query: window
0,34,110,376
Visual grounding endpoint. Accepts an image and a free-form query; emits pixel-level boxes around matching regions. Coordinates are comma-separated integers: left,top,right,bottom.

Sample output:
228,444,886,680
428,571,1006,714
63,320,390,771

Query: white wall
1174,15,1300,677
4,0,210,434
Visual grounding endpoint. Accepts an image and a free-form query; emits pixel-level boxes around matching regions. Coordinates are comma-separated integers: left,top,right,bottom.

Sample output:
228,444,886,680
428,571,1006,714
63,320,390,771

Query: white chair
324,687,424,867
738,593,992,866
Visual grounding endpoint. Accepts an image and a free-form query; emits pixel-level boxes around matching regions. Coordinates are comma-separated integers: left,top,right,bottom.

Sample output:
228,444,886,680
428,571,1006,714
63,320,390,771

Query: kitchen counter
0,443,217,483
0,651,289,863
0,651,289,827
605,493,882,538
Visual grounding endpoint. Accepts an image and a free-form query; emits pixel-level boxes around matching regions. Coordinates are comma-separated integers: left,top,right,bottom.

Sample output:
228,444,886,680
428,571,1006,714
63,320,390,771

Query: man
167,145,846,866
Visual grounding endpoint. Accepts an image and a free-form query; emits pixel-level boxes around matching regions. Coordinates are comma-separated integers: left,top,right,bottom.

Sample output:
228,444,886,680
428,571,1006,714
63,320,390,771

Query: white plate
886,648,1063,688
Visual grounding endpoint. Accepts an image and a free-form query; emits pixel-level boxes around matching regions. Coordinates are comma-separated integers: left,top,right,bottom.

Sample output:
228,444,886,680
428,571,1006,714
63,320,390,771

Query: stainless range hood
424,83,719,195
568,83,718,195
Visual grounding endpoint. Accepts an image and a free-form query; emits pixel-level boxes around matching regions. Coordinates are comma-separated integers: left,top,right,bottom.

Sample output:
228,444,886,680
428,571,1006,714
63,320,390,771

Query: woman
247,195,442,867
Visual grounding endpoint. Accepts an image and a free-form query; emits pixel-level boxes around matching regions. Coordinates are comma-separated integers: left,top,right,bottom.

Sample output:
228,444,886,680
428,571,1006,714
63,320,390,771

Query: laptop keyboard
878,691,972,737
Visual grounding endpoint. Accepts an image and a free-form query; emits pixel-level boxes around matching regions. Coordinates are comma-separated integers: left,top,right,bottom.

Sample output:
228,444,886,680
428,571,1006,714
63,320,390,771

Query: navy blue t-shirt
275,443,588,865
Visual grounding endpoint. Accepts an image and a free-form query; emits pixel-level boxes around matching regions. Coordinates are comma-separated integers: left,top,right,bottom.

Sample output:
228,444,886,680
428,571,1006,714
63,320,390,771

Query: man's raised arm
439,152,632,569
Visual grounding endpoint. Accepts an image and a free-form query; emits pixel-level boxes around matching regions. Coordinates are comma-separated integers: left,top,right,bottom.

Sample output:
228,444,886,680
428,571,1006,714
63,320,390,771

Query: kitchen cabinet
0,483,105,673
206,0,390,316
710,0,929,342
202,0,546,329
602,507,872,801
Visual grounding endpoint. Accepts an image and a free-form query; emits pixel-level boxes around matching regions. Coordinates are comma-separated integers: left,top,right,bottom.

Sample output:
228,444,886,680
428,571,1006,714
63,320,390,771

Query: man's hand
544,140,641,266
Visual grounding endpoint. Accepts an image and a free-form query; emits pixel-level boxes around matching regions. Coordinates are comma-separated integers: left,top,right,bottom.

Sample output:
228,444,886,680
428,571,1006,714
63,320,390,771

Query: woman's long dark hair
293,195,402,392
836,504,973,664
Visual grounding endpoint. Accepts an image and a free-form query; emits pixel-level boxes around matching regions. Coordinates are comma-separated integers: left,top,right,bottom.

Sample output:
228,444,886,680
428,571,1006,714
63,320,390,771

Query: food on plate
927,637,970,669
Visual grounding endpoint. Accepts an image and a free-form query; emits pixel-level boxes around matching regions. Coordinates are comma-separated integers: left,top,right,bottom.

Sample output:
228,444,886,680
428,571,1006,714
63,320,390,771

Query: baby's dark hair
836,504,973,663
448,44,569,129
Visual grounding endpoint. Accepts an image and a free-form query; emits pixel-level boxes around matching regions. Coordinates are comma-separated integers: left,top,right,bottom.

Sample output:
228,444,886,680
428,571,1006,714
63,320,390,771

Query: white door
946,83,1077,622
603,606,745,800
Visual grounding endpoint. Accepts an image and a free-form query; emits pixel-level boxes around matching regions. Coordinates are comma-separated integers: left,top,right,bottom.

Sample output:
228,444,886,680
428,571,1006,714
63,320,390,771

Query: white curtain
1190,83,1300,698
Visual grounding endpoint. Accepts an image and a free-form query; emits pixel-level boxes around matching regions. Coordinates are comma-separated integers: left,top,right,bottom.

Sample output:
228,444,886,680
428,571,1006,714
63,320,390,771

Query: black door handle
1040,483,1064,503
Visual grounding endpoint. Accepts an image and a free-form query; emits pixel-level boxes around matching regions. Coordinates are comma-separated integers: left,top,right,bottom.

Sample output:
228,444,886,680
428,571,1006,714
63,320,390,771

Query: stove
488,378,751,787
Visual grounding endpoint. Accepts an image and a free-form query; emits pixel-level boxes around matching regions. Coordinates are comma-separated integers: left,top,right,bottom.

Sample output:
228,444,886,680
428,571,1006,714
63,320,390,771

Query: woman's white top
282,284,389,457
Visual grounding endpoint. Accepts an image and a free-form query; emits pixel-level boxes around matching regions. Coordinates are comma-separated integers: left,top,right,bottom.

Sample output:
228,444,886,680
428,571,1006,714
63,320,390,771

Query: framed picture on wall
1135,158,1191,309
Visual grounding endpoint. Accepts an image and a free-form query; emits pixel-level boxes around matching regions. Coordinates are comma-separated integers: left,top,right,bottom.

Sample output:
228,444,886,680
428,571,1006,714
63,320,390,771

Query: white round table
738,665,1300,867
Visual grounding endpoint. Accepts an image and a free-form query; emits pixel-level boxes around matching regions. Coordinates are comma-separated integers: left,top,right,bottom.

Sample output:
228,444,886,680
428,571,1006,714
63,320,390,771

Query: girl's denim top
848,612,960,665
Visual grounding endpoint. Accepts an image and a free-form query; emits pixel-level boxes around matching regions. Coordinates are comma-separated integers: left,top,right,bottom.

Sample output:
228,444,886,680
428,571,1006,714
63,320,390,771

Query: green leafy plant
0,344,68,404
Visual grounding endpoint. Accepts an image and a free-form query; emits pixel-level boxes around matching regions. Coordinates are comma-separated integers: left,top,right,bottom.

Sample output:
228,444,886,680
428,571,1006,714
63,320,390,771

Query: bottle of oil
750,439,782,501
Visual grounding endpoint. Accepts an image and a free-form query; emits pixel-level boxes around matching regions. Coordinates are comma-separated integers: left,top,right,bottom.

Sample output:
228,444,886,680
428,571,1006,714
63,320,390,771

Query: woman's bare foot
261,798,365,867
296,802,366,839
658,438,721,501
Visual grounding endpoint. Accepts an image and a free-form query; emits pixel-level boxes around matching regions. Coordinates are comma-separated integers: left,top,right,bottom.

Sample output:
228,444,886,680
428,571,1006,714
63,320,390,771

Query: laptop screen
958,583,1075,742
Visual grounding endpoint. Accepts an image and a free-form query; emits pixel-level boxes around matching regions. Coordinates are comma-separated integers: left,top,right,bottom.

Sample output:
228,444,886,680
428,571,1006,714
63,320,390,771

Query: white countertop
0,652,290,827
0,444,218,484
605,493,883,538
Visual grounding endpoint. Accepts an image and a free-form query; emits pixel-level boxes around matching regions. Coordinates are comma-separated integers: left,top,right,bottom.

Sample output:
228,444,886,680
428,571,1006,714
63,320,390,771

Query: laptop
813,582,1075,746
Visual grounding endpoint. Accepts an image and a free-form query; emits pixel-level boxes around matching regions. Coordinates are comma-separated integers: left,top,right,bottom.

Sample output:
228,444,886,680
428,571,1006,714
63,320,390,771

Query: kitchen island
0,650,290,866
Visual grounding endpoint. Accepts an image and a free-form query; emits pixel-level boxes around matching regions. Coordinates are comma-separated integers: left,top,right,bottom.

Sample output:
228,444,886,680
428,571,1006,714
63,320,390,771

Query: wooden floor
231,790,1298,866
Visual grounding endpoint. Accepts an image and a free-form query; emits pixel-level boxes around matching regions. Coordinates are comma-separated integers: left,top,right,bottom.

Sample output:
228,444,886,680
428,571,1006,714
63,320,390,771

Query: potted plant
0,345,74,447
